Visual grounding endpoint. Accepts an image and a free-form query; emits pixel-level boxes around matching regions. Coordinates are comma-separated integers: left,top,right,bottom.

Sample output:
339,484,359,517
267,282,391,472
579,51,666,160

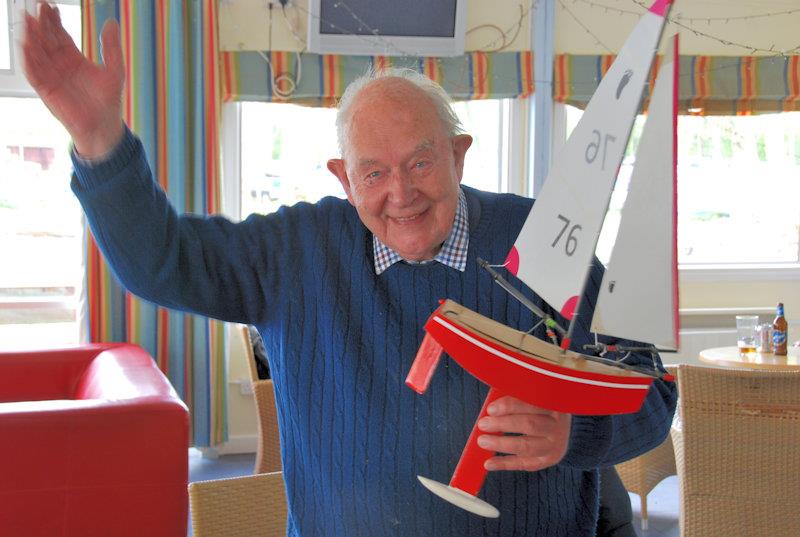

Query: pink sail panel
649,0,673,16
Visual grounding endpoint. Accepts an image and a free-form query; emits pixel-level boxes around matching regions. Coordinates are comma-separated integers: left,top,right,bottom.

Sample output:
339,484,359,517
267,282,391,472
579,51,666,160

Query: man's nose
387,169,417,206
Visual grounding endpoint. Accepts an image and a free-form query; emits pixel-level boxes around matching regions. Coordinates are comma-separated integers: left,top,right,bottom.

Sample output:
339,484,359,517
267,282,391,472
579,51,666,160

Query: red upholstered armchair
0,344,189,537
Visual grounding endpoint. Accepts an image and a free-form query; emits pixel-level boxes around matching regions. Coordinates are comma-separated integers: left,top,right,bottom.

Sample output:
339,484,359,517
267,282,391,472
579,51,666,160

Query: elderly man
23,4,675,536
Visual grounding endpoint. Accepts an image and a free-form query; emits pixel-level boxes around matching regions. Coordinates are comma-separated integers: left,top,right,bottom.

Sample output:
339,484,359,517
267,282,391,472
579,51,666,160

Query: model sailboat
405,0,679,518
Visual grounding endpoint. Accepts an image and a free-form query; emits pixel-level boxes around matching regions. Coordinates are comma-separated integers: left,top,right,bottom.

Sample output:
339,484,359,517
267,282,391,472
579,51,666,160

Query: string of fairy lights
16,0,792,98
561,0,800,56
220,0,542,97
219,1,800,98
557,0,800,89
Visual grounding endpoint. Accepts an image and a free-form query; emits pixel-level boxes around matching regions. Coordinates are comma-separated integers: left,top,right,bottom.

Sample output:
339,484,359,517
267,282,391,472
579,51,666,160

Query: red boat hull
422,302,654,415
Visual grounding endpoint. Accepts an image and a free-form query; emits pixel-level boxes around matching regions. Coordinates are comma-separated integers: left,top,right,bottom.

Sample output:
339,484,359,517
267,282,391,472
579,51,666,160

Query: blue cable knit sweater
71,128,676,536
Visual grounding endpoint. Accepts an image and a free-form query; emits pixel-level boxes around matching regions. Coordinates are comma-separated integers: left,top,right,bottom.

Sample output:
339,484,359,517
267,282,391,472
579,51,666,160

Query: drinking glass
736,315,759,354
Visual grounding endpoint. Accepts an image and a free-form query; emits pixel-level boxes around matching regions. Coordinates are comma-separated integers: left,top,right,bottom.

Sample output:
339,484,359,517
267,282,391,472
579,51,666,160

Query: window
566,105,800,266
237,98,510,218
240,102,343,217
452,99,508,193
0,1,83,350
1,1,10,71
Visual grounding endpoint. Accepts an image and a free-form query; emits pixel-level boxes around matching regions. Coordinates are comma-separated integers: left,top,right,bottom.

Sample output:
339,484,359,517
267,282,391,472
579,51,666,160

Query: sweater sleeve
559,258,678,469
70,127,289,325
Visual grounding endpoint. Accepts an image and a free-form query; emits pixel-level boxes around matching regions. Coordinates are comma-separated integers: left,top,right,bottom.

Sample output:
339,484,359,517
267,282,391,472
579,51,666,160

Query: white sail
591,35,679,350
506,0,673,320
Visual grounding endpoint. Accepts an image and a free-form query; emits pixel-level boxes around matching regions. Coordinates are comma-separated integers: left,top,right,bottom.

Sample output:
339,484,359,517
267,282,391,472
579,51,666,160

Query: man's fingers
100,20,125,79
477,433,549,455
484,455,550,472
37,2,62,52
487,396,558,418
47,4,80,52
478,414,554,435
21,20,51,88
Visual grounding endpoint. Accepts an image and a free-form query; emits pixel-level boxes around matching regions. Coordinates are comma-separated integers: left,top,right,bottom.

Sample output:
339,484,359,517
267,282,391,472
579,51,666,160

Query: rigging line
578,352,666,378
478,258,567,337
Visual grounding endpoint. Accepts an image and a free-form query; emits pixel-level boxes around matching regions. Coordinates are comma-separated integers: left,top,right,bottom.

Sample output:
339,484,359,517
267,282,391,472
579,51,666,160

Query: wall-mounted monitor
307,0,467,57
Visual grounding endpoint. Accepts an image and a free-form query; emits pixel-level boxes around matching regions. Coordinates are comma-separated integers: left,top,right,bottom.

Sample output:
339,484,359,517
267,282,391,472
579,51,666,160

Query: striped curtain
221,50,535,105
81,0,226,447
222,48,800,116
555,54,800,115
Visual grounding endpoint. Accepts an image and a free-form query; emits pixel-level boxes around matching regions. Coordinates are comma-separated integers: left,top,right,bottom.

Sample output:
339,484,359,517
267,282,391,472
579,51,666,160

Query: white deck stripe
433,316,650,390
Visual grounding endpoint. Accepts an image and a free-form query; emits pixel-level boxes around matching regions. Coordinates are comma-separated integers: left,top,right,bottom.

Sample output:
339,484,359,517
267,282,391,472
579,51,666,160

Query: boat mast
478,259,566,339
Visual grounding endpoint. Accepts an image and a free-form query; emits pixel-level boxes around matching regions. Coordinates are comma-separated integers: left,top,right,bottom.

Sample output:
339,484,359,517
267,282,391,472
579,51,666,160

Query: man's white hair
335,67,464,157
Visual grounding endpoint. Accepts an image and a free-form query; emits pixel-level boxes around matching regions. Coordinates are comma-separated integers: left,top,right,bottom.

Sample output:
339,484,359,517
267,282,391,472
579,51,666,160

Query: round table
698,346,800,371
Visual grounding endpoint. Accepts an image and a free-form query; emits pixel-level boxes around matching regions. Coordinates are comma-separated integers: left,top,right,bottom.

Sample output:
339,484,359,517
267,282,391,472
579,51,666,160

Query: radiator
669,329,736,366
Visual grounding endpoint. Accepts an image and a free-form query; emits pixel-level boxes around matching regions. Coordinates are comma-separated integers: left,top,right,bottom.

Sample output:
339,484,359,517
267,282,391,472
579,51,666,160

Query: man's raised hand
22,2,125,159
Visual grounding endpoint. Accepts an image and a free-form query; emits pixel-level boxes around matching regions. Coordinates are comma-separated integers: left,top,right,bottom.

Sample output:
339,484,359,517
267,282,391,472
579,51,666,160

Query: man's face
328,80,472,262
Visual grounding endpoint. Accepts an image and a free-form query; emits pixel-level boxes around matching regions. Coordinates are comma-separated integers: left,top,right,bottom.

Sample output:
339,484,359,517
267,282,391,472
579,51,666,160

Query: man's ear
451,134,473,181
327,158,355,205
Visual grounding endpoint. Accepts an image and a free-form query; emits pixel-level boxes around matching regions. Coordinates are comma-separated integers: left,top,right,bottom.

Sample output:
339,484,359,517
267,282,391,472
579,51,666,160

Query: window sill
678,263,800,282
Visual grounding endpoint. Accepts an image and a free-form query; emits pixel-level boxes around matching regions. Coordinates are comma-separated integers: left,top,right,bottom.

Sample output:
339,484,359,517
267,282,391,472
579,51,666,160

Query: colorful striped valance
221,50,534,106
556,54,800,115
223,49,800,115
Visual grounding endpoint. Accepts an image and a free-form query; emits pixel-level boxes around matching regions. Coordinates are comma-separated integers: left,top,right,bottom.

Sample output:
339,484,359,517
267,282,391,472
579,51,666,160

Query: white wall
219,0,798,56
219,0,531,53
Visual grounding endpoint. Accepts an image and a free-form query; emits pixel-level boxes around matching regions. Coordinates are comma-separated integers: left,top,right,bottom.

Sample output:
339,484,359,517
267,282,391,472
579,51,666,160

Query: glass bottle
772,302,788,356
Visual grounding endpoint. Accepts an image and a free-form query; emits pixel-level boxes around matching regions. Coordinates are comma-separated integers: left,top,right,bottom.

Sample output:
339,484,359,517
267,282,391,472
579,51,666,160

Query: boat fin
405,332,444,394
449,387,503,496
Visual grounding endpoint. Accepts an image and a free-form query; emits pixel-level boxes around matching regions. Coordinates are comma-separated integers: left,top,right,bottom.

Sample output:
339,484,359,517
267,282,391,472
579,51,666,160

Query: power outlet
239,379,254,396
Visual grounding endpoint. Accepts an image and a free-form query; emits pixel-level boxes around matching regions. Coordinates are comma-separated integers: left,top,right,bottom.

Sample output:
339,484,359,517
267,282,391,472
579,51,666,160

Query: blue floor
187,449,680,536
630,476,680,537
187,448,258,536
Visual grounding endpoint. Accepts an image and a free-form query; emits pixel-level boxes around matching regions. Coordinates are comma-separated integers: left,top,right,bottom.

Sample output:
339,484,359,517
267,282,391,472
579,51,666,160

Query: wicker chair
189,472,287,537
614,365,677,530
615,431,676,530
241,325,283,474
672,365,800,537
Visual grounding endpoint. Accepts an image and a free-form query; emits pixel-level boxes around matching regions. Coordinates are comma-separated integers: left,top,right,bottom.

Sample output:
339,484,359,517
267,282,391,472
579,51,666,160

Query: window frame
221,98,530,221
0,0,85,350
221,98,800,283
2,1,37,97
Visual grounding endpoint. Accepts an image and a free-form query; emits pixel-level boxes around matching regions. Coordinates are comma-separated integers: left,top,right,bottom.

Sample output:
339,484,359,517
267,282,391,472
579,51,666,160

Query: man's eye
367,171,382,179
414,161,429,169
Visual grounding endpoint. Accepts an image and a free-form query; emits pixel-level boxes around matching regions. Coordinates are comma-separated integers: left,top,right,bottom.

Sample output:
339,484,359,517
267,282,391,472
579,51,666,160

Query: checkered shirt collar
373,189,469,275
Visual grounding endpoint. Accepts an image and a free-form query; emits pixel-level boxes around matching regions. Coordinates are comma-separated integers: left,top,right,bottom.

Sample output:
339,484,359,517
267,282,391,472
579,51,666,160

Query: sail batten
591,35,680,349
507,6,672,324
